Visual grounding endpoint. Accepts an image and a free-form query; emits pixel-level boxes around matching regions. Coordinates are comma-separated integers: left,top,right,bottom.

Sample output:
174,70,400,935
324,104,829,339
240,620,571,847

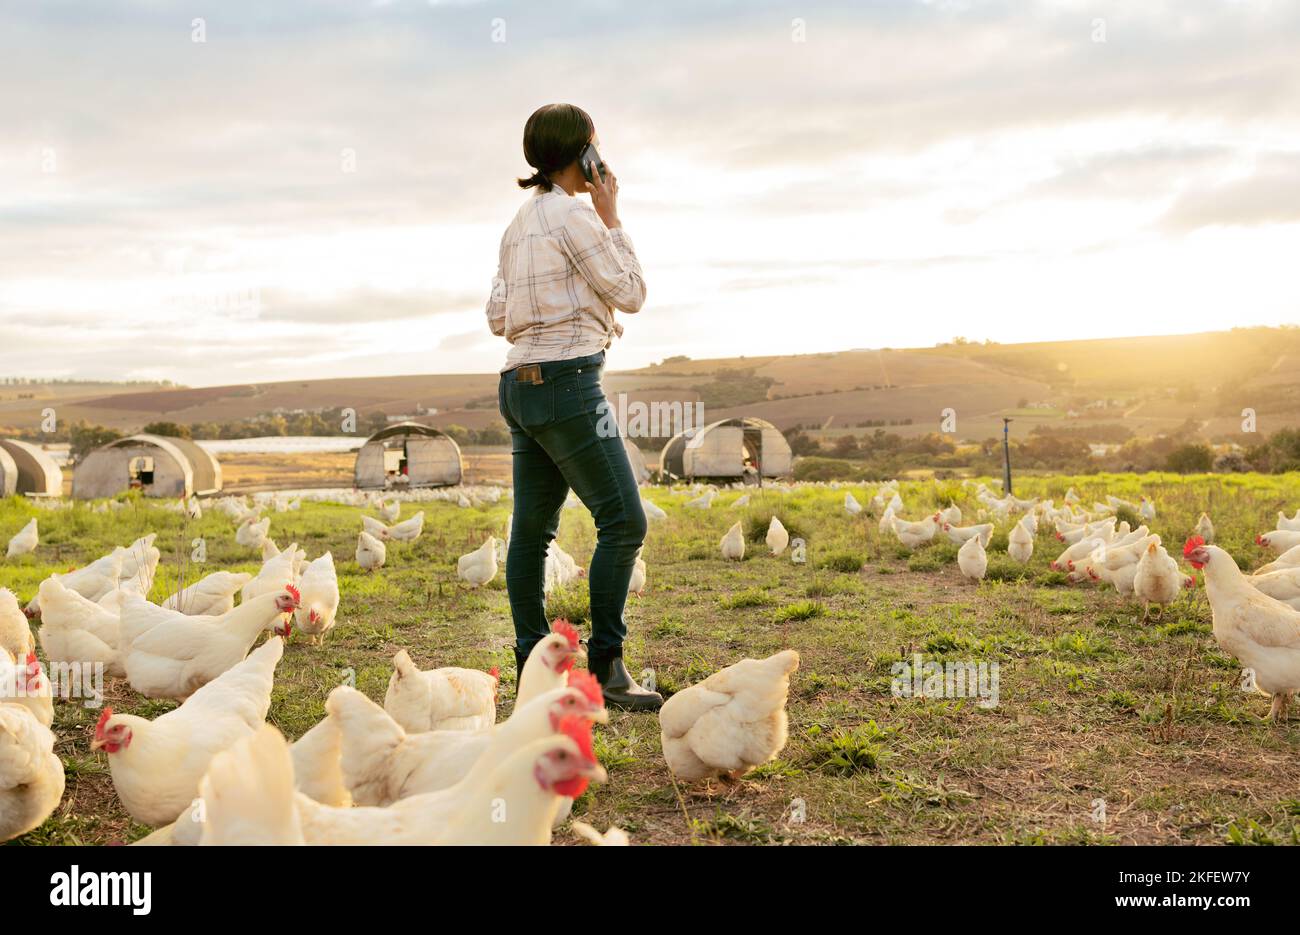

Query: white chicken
386,511,425,542
333,673,604,807
1185,537,1300,721
844,493,862,515
93,636,285,826
1248,566,1300,610
1133,541,1184,621
36,577,125,677
287,714,351,808
720,521,745,561
517,620,583,707
115,534,161,600
241,545,301,605
197,724,303,846
6,519,37,559
0,702,64,843
943,521,993,548
543,541,584,594
628,548,647,597
235,516,270,549
687,490,716,510
1195,512,1215,544
289,719,604,846
384,649,498,733
957,533,987,582
23,549,123,619
571,822,630,846
118,588,296,700
1277,509,1300,532
0,588,34,658
659,649,799,781
1255,543,1300,575
0,652,52,728
294,552,339,645
379,500,401,524
356,530,386,571
1257,530,1300,553
457,537,499,588
162,571,252,617
1007,517,1034,564
766,516,789,556
891,514,938,550
641,498,667,521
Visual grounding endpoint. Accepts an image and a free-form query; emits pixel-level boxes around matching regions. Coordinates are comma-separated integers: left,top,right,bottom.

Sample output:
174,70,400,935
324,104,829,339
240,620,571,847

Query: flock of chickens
0,489,798,845
5,475,1300,845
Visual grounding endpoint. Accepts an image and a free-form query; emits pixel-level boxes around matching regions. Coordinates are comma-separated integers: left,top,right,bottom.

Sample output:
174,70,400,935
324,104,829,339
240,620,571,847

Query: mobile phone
579,143,607,184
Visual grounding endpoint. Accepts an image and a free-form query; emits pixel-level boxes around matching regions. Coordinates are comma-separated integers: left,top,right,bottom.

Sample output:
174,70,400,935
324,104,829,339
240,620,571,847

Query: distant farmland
3,327,1298,443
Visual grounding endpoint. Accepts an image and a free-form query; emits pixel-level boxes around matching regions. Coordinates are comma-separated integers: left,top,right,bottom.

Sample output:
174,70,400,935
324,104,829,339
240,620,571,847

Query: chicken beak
591,708,610,725
583,762,608,783
90,736,106,752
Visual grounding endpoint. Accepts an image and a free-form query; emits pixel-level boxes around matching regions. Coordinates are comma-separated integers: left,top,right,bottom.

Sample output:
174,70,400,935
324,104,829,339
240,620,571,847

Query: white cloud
1,0,1299,384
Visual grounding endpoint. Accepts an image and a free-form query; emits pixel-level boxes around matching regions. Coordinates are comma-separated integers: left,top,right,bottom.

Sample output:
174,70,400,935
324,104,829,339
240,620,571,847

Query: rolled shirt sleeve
559,205,647,314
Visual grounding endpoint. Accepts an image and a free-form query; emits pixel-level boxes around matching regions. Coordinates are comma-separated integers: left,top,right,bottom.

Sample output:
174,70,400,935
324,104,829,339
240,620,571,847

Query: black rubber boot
589,651,663,712
514,645,529,694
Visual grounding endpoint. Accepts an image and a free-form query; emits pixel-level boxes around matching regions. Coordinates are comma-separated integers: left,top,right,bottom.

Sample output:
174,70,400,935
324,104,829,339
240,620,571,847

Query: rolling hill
3,327,1298,444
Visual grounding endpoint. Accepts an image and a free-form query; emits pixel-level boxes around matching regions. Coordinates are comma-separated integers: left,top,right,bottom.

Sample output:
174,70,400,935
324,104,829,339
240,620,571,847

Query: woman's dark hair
517,103,594,192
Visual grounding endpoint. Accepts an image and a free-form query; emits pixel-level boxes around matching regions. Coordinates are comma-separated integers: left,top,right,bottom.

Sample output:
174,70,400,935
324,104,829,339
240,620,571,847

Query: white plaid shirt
486,187,646,371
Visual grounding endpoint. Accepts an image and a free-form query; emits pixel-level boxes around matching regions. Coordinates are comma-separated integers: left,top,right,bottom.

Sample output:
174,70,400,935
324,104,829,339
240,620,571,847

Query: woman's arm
559,205,647,314
485,232,508,336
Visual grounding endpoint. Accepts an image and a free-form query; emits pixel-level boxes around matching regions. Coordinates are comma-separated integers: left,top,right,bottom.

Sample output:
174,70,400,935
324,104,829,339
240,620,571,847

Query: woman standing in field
486,103,661,711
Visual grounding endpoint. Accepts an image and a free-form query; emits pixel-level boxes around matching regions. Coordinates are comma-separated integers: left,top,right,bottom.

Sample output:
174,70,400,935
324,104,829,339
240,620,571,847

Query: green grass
5,469,1300,845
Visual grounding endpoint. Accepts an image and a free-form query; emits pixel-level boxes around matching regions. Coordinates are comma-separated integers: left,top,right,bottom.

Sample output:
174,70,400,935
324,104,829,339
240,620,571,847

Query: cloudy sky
2,0,1298,386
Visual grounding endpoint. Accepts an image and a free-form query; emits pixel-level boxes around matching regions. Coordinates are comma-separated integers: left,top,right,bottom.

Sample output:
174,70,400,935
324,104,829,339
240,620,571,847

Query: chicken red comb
95,707,113,737
556,714,596,763
551,619,580,649
488,666,500,682
567,670,604,709
19,654,42,692
284,584,301,603
1183,536,1205,558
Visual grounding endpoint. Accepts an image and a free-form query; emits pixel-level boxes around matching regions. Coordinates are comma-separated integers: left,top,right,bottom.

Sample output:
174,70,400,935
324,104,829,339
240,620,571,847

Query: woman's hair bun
517,169,550,191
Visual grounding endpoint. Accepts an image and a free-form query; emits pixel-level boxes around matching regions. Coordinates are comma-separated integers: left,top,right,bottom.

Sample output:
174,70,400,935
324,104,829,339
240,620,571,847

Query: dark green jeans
498,351,647,660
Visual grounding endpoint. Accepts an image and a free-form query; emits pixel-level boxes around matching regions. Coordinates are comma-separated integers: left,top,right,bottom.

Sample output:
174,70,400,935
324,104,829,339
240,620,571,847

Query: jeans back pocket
510,380,554,430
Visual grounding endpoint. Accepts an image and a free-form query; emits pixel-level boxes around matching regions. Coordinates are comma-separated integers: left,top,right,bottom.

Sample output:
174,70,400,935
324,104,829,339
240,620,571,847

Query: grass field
4,470,1300,846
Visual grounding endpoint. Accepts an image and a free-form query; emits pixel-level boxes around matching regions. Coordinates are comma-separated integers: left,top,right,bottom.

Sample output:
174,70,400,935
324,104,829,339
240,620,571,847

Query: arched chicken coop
623,438,651,484
658,417,792,482
0,439,65,496
73,434,222,500
354,422,463,489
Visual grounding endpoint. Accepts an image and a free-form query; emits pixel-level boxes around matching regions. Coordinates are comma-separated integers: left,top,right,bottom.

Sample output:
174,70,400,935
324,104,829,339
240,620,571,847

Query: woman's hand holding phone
585,161,620,230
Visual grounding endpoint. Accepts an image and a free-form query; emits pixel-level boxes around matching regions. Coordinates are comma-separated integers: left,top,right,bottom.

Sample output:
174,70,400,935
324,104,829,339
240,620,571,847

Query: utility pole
1002,417,1013,495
